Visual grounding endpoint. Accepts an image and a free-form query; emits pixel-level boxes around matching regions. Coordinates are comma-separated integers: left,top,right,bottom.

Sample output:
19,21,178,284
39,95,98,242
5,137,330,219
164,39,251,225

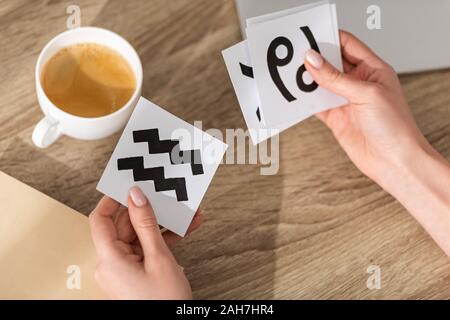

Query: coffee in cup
41,43,136,118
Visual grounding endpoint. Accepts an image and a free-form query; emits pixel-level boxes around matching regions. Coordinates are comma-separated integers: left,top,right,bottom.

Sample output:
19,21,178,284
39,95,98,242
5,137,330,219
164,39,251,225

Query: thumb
127,186,168,257
304,49,368,102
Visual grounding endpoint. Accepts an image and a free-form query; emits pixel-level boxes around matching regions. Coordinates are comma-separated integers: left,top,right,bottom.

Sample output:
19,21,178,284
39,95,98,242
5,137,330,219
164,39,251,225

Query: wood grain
1,0,450,299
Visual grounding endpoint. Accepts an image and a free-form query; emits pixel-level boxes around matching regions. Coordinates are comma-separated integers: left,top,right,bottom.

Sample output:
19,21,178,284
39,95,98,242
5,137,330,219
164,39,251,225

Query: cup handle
32,116,62,148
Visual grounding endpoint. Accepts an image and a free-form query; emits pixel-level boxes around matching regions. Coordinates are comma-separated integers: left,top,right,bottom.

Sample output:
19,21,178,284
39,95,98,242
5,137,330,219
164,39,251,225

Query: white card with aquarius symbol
97,97,227,236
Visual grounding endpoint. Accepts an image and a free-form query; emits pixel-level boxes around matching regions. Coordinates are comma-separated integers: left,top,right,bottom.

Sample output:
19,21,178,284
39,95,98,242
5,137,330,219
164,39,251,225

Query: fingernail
305,49,323,69
129,186,147,207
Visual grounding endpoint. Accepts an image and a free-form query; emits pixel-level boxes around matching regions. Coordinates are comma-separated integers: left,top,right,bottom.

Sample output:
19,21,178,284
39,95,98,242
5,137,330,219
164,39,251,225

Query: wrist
373,138,450,257
375,139,450,214
376,140,431,193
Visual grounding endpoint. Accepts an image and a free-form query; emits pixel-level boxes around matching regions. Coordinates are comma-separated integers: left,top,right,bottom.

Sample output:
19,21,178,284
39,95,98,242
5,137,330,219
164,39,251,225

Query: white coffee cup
33,27,143,148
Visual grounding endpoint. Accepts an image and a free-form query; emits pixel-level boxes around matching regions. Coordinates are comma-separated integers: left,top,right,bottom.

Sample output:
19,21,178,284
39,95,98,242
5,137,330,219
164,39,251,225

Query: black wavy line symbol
117,129,204,202
133,129,204,175
118,157,188,201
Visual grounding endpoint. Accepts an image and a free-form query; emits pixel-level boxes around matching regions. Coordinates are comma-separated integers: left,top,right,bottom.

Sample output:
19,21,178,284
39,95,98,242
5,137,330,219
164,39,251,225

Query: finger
305,49,369,102
127,186,168,258
127,254,143,263
112,205,126,223
131,244,143,258
89,196,120,256
163,210,204,247
343,59,354,74
116,210,137,243
339,30,385,68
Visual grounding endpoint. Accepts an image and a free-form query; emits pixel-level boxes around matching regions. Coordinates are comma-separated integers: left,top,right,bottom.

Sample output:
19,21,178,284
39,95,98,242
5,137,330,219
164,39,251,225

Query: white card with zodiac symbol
97,97,227,236
246,3,346,127
222,41,300,145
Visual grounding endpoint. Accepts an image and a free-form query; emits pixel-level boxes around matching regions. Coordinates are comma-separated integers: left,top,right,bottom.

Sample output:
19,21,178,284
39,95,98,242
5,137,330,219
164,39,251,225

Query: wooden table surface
1,0,450,299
